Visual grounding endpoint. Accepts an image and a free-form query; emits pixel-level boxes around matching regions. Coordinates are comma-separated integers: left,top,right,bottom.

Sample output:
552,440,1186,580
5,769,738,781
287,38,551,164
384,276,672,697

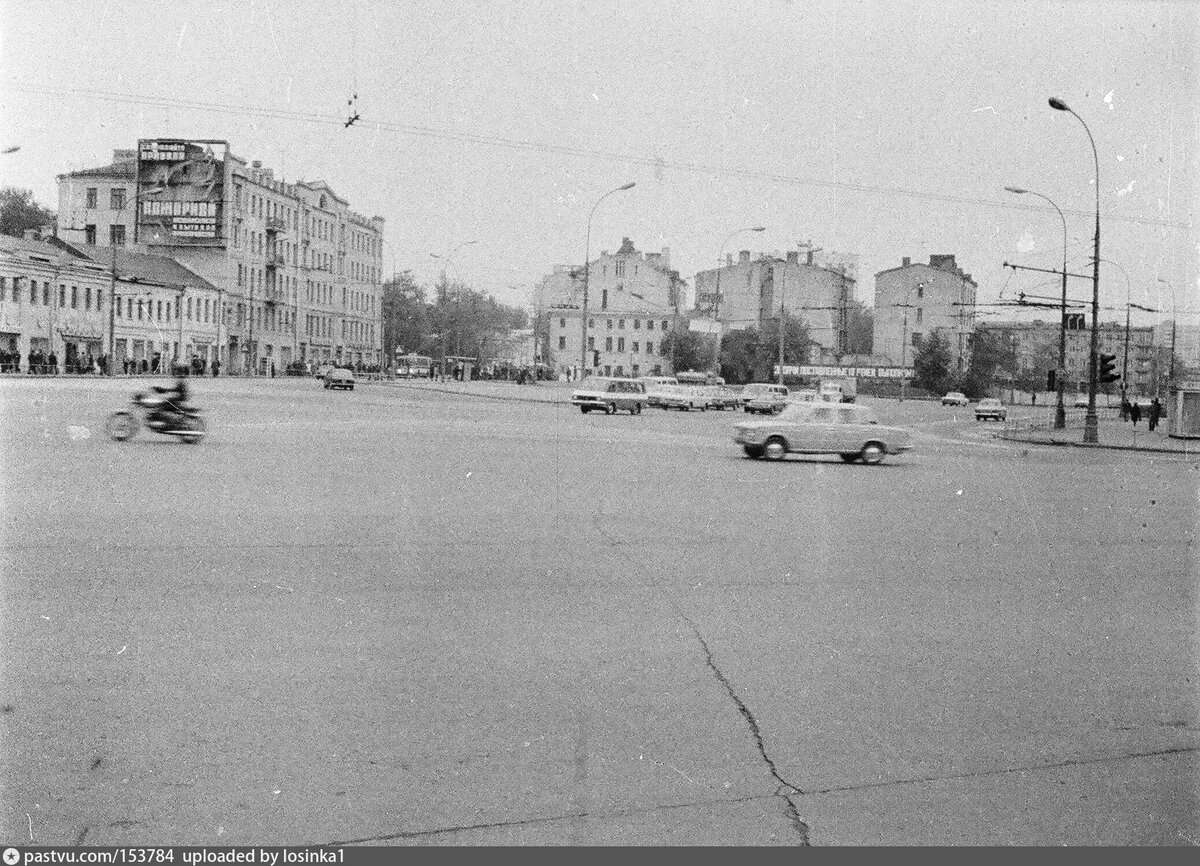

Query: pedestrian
47,351,58,375
212,359,220,377
270,361,276,378
123,358,130,375
1120,397,1131,421
1149,398,1163,432
1130,401,1141,427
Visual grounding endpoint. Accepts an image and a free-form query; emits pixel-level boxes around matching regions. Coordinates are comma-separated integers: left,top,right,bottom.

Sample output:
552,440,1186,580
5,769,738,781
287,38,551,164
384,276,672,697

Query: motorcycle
106,392,206,444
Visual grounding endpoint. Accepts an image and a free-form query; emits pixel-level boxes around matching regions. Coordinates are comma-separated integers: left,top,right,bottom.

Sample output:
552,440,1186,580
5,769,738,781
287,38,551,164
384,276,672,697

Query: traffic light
1047,369,1056,391
1099,353,1120,384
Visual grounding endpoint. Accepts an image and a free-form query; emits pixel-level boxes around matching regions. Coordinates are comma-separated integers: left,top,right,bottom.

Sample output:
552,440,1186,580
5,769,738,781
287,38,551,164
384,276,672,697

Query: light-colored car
703,385,741,411
572,377,647,415
658,384,707,411
315,364,335,380
323,367,355,391
742,383,789,414
734,402,914,464
975,397,1006,421
942,391,970,406
639,376,679,408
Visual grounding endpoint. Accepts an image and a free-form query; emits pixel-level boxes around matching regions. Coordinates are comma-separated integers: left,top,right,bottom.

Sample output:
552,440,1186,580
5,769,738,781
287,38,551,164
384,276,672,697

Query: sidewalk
378,376,573,405
1000,414,1198,455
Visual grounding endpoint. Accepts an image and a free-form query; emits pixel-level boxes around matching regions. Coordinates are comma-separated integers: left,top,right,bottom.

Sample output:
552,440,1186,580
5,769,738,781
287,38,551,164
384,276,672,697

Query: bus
394,352,433,378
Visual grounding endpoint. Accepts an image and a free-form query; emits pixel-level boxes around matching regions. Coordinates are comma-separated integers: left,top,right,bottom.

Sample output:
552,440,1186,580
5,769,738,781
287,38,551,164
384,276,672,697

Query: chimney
739,250,751,264
902,256,911,267
786,251,799,264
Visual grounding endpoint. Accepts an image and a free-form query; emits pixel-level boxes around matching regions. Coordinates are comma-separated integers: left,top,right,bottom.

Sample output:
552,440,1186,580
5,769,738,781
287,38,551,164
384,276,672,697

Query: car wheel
631,403,641,415
743,407,751,413
742,444,764,459
349,385,355,391
763,436,787,461
839,453,859,463
323,380,330,389
607,402,617,415
580,406,590,414
860,442,886,465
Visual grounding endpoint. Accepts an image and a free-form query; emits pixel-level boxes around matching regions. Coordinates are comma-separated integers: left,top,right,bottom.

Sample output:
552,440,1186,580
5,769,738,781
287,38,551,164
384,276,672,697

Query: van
741,382,789,414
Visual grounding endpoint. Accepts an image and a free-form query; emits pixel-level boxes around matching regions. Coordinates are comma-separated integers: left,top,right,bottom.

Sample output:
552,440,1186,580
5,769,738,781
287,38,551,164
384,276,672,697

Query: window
588,318,594,329
59,285,66,306
633,319,640,330
110,188,126,210
916,308,923,324
911,332,922,346
618,319,625,329
601,289,608,310
632,342,639,353
157,301,163,321
607,319,613,330
587,337,594,350
110,224,125,246
605,337,613,351
187,298,192,320
617,338,625,352
137,300,144,320
646,342,654,355
645,319,653,330
85,287,91,310
916,284,924,299
85,225,97,245
86,188,98,208
615,260,626,277
42,283,49,305
661,320,669,331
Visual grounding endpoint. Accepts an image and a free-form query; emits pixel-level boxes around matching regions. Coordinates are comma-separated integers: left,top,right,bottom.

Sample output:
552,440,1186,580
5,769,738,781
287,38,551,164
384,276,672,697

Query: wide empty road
2,376,1196,845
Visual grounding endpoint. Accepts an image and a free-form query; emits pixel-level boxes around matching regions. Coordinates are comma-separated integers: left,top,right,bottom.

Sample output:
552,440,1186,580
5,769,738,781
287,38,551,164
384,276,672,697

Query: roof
57,162,137,181
0,234,98,267
75,245,219,291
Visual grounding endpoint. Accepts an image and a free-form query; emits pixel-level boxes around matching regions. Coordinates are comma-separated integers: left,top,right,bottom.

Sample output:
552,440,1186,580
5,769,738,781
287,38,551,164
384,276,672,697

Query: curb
377,379,567,407
997,430,1196,456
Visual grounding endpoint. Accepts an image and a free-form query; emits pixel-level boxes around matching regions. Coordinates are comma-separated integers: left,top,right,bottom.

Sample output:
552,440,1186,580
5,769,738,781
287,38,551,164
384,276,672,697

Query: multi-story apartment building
983,319,1157,396
873,254,978,370
0,234,219,372
543,237,687,378
58,140,384,374
692,247,856,362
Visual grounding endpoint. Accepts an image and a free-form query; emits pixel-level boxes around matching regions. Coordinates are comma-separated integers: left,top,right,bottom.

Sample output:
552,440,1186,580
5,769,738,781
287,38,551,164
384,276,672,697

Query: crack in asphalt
685,620,811,846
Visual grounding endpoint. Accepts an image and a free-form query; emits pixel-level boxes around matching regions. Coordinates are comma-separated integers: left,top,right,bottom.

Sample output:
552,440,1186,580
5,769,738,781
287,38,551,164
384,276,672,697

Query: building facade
543,237,687,377
983,319,1157,396
693,247,856,362
58,141,385,374
0,235,219,373
873,255,978,370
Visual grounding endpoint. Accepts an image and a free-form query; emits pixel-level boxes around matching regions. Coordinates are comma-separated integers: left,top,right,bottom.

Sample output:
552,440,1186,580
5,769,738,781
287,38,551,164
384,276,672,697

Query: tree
381,271,433,364
843,300,873,355
911,328,956,396
0,187,55,238
1014,334,1059,399
959,326,1017,399
658,326,710,374
715,317,811,384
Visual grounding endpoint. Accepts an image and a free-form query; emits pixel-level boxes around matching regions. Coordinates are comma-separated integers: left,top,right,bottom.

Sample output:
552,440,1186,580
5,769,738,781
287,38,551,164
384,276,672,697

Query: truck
819,377,857,403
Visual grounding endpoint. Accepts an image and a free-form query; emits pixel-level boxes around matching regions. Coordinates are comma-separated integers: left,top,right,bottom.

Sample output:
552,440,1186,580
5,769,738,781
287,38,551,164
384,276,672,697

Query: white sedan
734,402,914,464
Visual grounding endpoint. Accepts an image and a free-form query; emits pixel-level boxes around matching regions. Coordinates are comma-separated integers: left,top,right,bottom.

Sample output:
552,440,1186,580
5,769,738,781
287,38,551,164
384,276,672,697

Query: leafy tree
381,271,433,363
911,328,956,396
658,326,711,374
0,186,55,238
715,317,811,383
959,326,1017,399
844,300,873,355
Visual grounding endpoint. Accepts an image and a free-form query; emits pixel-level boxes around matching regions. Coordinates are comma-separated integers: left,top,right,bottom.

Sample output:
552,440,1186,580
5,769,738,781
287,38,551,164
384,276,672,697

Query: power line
9,82,1189,232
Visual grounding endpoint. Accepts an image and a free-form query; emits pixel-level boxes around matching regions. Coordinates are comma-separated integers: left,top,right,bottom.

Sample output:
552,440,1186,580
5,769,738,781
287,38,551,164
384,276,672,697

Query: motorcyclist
148,363,193,427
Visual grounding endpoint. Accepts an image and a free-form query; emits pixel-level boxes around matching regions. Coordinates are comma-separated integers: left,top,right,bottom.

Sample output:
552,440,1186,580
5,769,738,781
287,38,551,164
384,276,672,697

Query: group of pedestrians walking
1121,396,1164,432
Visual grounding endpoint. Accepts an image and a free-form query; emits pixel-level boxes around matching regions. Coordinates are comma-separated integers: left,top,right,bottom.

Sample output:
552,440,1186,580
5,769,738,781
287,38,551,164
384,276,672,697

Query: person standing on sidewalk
1130,401,1142,427
1148,398,1163,432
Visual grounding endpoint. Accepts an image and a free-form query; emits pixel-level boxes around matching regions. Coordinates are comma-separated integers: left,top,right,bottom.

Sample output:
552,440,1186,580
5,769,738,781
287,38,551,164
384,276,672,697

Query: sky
1,0,1196,331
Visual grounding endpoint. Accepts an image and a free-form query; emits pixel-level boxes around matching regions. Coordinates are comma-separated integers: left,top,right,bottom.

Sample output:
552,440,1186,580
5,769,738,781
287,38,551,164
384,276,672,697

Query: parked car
742,383,789,414
658,384,707,411
639,375,679,408
734,402,914,464
975,397,1006,421
323,367,356,391
572,377,647,415
704,386,742,411
315,364,335,380
942,391,970,406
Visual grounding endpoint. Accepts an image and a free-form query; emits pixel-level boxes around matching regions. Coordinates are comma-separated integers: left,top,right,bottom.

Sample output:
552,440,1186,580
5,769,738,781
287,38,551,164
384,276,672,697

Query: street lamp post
712,226,766,375
579,183,635,379
898,283,921,402
1005,186,1069,428
1049,96,1101,443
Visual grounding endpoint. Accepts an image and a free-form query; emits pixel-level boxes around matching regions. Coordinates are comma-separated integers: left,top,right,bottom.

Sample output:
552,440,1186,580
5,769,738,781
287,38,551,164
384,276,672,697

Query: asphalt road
1,377,1196,846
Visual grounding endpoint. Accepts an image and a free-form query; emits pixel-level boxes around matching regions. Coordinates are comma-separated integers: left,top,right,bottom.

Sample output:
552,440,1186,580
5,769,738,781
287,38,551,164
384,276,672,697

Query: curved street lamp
1049,96,1101,443
1005,186,1069,428
712,226,766,374
580,183,636,378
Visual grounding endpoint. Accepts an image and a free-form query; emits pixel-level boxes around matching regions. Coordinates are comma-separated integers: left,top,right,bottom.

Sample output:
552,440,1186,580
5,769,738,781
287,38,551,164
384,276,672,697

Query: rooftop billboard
136,139,228,246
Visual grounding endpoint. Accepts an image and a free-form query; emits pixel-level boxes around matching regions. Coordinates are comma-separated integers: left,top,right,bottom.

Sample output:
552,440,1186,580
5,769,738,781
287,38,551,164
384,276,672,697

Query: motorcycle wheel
178,414,207,443
106,411,138,441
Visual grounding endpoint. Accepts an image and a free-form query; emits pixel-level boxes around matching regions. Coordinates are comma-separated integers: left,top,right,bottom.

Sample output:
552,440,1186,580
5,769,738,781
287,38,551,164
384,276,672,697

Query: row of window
84,187,125,210
2,276,105,311
558,317,671,332
83,224,126,246
565,336,658,355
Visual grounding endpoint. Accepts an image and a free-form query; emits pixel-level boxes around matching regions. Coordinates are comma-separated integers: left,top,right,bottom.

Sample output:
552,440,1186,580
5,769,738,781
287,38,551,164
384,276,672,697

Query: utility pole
777,261,785,385
107,246,118,376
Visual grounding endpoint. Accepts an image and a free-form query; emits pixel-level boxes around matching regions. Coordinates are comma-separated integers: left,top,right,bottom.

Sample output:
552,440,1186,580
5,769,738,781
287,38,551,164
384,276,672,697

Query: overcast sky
1,0,1196,328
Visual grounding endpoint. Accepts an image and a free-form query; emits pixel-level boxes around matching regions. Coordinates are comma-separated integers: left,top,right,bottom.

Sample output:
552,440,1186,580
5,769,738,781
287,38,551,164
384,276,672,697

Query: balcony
265,253,285,270
265,217,287,233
